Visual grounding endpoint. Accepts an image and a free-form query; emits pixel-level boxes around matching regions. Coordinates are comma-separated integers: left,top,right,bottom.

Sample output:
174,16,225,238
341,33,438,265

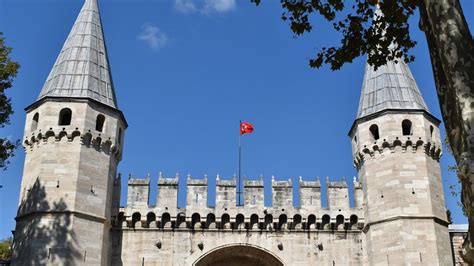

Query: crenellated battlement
244,177,264,207
352,136,442,170
272,177,293,209
22,127,121,157
118,174,365,232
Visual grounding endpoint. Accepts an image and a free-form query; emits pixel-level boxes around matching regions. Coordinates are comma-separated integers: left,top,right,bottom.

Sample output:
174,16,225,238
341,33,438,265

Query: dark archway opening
194,245,283,266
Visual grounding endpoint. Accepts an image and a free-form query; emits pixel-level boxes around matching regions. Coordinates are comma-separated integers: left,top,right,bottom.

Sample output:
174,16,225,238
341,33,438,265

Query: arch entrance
194,244,284,266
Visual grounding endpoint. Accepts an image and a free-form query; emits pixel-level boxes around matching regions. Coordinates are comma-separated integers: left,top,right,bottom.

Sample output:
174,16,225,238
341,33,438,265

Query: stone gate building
10,0,461,265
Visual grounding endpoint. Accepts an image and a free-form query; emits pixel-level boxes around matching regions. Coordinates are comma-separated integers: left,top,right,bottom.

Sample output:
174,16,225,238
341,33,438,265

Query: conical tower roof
356,58,429,119
37,0,118,108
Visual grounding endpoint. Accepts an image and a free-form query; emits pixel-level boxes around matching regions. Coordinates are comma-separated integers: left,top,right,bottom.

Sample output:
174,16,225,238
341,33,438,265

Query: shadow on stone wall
110,228,123,266
12,178,82,265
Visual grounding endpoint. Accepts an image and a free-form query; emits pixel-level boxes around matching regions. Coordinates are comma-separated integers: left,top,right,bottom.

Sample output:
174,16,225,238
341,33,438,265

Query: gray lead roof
37,0,118,108
356,58,429,119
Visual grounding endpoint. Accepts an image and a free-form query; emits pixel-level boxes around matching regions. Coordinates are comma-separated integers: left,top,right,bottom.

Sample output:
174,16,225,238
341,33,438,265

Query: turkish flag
240,122,254,135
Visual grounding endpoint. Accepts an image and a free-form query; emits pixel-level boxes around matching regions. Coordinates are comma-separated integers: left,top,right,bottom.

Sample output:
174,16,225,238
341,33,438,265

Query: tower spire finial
38,0,118,108
355,4,429,120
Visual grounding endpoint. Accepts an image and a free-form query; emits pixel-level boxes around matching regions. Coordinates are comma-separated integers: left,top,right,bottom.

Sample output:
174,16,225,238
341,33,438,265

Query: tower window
369,124,379,140
96,114,105,132
402,119,412,136
430,125,434,137
58,108,72,126
31,113,39,131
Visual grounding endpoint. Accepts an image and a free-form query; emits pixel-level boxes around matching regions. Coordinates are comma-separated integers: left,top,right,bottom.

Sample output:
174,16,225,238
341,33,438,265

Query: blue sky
0,0,472,239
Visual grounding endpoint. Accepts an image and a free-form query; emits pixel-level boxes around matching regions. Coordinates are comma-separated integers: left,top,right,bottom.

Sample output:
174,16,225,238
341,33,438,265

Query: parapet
122,174,364,220
216,176,236,187
128,177,150,186
187,175,208,186
186,175,208,211
299,177,321,212
327,178,349,211
157,173,179,210
127,175,150,208
299,177,321,188
244,177,264,207
158,174,179,186
272,177,292,209
216,176,236,212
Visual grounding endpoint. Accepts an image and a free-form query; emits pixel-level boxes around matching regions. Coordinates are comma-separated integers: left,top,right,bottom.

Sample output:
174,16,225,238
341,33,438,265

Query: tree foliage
0,32,20,170
251,0,418,70
0,237,12,260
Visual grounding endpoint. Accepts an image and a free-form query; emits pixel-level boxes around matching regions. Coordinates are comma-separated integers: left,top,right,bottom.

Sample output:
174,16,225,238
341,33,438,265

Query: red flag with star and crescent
240,122,254,135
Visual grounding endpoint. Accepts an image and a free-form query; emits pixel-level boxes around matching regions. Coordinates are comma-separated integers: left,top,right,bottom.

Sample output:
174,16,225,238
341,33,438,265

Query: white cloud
175,0,198,13
204,0,236,13
174,0,236,14
138,24,168,51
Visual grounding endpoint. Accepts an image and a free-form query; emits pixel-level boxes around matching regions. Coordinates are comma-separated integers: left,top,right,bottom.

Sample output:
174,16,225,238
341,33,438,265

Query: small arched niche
402,119,413,136
292,214,302,229
369,124,379,141
349,214,358,230
58,108,72,126
192,213,201,229
235,214,245,229
307,214,316,229
206,213,216,229
96,114,106,132
250,214,259,229
278,214,287,230
131,212,141,228
221,213,230,229
31,113,39,131
147,212,156,227
177,212,186,228
161,212,171,228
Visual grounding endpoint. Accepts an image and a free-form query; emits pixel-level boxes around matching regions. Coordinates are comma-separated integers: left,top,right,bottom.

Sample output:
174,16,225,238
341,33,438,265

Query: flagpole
238,120,242,206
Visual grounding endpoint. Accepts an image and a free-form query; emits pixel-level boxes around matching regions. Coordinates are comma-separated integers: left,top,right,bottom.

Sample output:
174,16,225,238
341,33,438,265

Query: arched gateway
193,244,284,266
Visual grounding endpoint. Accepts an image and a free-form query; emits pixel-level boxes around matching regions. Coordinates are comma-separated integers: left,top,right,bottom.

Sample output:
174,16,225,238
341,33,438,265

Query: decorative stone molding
23,127,120,157
115,210,363,232
353,136,442,170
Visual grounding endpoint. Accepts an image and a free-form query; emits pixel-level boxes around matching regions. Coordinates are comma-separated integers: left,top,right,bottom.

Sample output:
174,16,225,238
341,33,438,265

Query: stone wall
114,174,365,265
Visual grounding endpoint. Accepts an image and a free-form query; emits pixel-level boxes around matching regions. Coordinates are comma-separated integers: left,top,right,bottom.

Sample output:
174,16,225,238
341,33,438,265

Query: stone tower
12,0,126,265
349,58,452,264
